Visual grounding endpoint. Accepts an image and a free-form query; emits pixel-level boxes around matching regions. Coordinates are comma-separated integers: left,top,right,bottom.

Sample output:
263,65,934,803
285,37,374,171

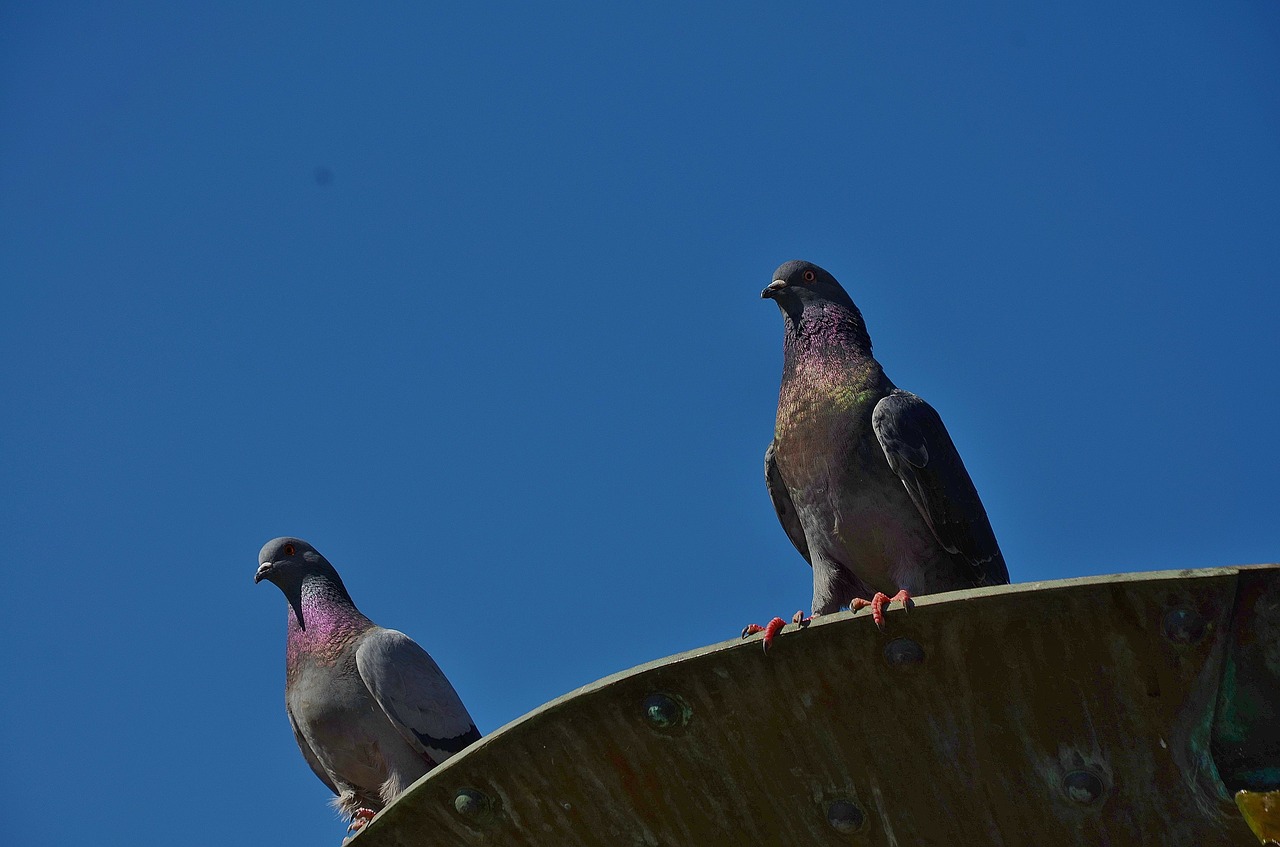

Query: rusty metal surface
356,566,1280,847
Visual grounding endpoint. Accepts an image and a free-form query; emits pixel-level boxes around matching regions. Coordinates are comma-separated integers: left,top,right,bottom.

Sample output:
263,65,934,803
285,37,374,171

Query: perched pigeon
255,537,480,833
744,260,1009,650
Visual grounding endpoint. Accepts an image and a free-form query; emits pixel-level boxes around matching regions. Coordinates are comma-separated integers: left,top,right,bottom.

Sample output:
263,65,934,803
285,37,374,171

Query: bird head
761,260,855,308
254,536,327,588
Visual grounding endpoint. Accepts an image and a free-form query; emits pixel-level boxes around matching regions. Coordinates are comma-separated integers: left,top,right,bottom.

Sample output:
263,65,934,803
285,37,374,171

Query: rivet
1062,770,1105,805
642,692,689,731
883,637,925,666
826,798,865,834
1162,607,1206,645
453,788,491,820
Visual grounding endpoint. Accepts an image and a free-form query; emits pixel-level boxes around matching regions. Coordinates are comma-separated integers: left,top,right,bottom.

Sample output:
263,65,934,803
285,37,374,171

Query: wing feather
872,390,1009,586
355,629,480,766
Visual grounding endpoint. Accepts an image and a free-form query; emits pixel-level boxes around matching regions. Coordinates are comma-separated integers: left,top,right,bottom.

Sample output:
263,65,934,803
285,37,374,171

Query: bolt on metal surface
1162,607,1207,645
453,787,493,822
883,637,925,666
826,798,865,834
1062,770,1106,805
642,692,691,731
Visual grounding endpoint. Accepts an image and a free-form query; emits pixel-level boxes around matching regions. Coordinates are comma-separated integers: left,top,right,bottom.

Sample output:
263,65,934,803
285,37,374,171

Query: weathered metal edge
362,564,1277,837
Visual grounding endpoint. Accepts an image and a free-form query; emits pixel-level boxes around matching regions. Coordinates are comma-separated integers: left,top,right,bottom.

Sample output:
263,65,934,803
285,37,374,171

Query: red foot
740,617,786,652
741,612,809,653
347,808,376,833
850,589,913,630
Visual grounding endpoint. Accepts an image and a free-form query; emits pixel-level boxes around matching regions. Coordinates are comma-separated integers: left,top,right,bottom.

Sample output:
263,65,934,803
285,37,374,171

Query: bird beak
761,279,787,299
254,562,274,584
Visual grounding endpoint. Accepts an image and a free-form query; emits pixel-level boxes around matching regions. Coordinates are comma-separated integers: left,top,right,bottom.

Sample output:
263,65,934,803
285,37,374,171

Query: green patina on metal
1213,568,1280,794
350,566,1279,847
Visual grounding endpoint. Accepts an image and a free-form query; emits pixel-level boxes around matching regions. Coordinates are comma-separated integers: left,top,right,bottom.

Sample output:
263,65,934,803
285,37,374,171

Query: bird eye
803,270,816,282
283,543,296,556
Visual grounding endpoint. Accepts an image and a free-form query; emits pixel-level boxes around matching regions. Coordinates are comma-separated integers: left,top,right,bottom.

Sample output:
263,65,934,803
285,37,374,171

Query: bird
255,536,480,834
743,260,1009,651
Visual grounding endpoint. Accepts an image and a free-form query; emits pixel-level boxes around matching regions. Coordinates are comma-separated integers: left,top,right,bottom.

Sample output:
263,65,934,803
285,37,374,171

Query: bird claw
759,617,786,652
741,612,809,653
347,808,377,834
741,617,786,651
851,589,913,630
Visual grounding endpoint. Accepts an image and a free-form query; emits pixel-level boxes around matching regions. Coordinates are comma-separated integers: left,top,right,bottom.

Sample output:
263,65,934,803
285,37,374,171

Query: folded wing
872,389,1008,587
355,628,481,766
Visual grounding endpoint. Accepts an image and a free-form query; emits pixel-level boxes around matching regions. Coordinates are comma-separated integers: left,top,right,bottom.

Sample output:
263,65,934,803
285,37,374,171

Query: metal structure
356,566,1280,846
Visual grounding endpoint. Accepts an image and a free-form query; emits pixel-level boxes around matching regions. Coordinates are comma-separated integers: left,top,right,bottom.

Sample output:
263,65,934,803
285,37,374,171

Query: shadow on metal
355,566,1280,847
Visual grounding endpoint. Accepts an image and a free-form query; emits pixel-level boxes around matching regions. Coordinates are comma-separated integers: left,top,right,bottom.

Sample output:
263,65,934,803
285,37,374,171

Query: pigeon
743,260,1009,651
255,537,480,833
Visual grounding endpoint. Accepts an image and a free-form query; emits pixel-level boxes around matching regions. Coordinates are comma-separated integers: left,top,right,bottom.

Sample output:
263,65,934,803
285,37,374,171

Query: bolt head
642,692,689,730
1062,770,1106,805
454,788,490,819
883,637,925,666
1163,607,1207,645
826,798,865,834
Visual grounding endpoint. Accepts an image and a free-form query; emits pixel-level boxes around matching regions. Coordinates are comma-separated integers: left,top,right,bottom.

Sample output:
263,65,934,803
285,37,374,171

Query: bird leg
741,611,810,653
850,590,912,630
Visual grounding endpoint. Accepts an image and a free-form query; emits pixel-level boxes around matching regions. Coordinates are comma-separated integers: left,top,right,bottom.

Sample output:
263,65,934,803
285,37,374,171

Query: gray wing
765,441,811,565
872,390,1009,586
287,703,339,795
355,628,481,766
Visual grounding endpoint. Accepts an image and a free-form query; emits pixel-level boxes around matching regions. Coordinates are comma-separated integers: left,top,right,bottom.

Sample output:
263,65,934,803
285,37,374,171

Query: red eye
283,544,296,556
803,270,816,282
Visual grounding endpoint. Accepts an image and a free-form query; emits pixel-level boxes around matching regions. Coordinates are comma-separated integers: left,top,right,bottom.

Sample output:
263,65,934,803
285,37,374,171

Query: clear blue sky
2,3,1277,844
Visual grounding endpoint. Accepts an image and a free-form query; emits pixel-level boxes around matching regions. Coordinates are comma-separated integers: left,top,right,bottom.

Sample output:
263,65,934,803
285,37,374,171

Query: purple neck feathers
782,300,877,377
284,575,372,663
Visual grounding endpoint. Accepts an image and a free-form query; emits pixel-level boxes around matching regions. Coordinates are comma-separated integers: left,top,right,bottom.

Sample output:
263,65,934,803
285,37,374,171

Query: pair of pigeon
256,260,1008,831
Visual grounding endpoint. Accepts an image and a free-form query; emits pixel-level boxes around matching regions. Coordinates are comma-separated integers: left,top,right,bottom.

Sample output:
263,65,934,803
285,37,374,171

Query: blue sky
2,3,1277,844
